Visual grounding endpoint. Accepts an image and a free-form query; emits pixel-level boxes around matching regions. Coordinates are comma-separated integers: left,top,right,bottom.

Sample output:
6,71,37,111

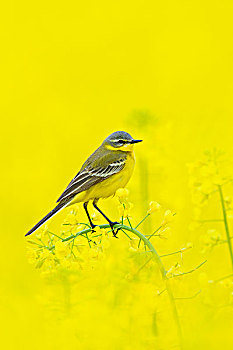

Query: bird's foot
109,221,120,238
90,224,98,233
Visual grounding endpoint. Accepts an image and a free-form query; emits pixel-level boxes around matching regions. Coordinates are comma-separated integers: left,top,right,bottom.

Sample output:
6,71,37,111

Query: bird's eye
111,139,127,145
117,139,125,144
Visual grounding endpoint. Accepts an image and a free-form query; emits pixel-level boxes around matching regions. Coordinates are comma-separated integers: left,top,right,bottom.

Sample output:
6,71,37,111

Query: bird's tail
25,201,69,237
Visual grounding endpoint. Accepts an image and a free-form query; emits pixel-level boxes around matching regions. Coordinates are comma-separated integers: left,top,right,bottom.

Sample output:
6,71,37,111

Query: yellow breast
70,151,135,204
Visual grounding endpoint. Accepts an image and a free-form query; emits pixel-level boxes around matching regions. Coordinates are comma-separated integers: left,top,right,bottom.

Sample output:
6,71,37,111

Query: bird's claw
109,221,120,238
91,224,98,233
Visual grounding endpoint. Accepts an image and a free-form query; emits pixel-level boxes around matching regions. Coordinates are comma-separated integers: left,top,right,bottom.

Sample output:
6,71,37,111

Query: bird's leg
93,200,119,238
83,202,97,231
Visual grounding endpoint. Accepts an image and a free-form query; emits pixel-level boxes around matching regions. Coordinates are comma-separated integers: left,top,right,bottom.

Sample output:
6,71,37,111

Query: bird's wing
57,157,126,203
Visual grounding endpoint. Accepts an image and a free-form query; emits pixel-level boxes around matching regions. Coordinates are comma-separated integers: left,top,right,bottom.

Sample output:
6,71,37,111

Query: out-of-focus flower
65,213,78,225
200,229,222,253
186,242,193,249
224,196,232,209
191,192,208,207
118,202,133,219
129,237,140,251
35,224,49,240
91,211,102,222
26,249,38,264
55,241,69,259
158,226,172,239
147,201,161,214
200,181,214,195
100,229,111,249
207,229,221,242
116,188,129,203
162,210,174,224
166,263,181,278
93,226,103,237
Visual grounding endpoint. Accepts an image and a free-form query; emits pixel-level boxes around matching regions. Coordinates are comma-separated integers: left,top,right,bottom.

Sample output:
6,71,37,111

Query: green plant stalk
135,213,150,229
63,224,183,348
218,185,233,271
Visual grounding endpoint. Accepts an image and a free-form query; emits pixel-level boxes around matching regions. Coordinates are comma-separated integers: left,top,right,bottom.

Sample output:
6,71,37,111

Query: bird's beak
130,139,143,144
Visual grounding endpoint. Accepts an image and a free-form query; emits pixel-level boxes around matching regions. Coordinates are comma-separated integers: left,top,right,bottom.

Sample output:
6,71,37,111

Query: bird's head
103,131,142,152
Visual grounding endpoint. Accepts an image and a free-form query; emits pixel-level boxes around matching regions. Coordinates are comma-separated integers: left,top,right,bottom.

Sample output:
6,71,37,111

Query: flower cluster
26,188,203,349
27,221,113,274
27,190,178,273
188,151,233,310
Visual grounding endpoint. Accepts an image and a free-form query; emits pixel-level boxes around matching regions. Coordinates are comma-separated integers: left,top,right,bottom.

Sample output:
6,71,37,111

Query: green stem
160,247,190,258
148,224,163,240
135,213,150,229
218,185,233,271
127,217,133,229
169,260,207,278
63,224,183,348
213,273,233,283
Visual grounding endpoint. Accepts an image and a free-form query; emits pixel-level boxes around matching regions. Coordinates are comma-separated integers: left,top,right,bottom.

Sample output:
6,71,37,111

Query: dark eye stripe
117,139,127,144
111,139,128,144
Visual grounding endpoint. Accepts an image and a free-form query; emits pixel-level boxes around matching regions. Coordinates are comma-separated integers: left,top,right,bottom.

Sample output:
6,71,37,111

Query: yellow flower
225,196,232,209
26,249,38,264
200,181,214,195
118,204,124,217
88,247,99,259
166,263,181,278
93,226,103,236
70,224,83,235
158,226,172,239
207,229,221,242
94,227,111,249
116,188,129,203
163,210,174,224
42,248,54,259
61,223,72,234
65,213,78,225
118,202,133,218
200,163,216,176
186,242,193,249
91,211,101,222
35,224,49,240
147,201,161,214
129,237,139,251
55,241,69,259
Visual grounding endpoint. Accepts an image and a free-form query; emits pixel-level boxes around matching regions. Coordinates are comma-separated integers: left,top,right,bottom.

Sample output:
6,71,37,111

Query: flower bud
186,242,193,249
147,201,161,214
163,210,174,224
116,188,129,202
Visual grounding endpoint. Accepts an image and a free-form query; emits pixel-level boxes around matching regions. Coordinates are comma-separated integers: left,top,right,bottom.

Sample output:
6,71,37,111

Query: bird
25,131,142,237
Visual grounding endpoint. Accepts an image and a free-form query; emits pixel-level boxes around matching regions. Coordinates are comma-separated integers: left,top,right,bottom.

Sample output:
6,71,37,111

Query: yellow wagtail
26,131,142,236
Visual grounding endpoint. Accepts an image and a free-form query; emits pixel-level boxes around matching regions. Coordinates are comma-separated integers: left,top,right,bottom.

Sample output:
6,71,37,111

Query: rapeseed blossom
147,201,161,214
188,151,233,320
27,190,208,349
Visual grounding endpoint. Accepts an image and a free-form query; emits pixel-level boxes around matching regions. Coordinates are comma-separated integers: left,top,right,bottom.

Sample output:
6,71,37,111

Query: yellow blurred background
1,1,233,349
